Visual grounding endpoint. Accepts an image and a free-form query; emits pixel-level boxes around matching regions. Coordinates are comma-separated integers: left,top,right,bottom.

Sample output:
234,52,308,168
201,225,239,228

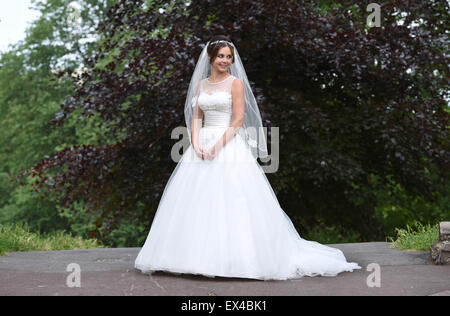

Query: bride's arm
212,78,245,153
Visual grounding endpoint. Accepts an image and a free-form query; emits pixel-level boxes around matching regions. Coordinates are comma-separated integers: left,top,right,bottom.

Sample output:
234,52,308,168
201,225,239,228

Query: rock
439,222,450,241
430,241,450,265
430,222,450,265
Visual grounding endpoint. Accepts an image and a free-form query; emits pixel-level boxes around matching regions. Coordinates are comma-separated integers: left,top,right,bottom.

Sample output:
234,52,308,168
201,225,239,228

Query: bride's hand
206,145,220,160
194,145,206,160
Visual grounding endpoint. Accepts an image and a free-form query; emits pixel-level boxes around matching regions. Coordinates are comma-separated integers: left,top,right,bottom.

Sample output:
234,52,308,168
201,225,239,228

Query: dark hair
207,35,235,65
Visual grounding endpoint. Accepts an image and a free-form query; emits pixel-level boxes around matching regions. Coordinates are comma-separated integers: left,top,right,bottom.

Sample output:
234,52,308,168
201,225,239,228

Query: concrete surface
1,242,449,296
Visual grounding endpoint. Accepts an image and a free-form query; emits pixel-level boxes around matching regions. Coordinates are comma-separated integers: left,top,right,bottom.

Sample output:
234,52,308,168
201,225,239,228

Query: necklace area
207,75,232,84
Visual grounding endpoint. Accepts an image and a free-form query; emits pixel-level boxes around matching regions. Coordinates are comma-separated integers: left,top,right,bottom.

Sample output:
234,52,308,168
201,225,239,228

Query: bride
134,35,361,280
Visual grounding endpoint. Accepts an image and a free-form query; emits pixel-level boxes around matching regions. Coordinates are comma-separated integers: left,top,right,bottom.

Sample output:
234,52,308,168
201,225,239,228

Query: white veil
183,40,268,159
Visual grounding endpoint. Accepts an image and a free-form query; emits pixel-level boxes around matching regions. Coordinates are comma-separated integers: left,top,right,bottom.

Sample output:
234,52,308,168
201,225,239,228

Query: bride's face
210,46,233,73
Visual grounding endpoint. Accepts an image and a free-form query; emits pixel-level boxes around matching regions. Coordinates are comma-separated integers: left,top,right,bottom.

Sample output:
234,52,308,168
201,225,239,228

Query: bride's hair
207,35,235,64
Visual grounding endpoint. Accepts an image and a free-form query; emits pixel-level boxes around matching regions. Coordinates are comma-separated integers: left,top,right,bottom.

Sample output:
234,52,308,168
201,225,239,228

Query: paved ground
0,242,449,296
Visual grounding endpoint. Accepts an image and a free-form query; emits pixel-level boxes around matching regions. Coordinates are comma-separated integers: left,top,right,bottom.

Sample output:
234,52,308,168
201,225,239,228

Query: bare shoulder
232,77,244,90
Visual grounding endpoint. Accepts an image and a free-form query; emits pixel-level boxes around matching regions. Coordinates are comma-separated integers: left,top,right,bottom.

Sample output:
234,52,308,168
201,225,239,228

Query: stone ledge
430,222,450,265
439,222,450,241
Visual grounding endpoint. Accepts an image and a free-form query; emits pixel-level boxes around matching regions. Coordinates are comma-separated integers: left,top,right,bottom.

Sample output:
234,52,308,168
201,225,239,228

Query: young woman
134,35,361,280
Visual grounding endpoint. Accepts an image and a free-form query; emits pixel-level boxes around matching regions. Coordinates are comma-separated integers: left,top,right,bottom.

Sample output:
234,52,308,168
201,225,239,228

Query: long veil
183,40,268,160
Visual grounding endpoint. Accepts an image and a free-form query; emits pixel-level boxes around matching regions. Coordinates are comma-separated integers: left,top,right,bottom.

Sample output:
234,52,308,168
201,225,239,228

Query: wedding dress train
134,75,361,280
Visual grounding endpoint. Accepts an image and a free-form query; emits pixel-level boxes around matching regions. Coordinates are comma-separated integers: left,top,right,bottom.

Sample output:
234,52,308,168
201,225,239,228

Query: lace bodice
191,75,236,127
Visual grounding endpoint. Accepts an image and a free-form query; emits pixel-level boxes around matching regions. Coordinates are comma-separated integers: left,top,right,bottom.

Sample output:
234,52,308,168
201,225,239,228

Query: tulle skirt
134,126,361,280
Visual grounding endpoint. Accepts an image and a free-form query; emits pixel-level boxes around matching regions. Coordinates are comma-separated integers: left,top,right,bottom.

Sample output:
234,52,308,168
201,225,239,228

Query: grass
0,223,104,256
387,221,439,252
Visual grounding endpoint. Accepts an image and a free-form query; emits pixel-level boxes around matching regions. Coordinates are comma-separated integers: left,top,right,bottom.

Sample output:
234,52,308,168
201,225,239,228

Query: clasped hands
194,143,222,160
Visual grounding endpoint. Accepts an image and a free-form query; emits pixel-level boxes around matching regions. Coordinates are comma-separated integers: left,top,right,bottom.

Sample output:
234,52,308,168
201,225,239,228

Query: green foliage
0,222,103,256
58,199,149,247
0,46,75,235
57,200,99,239
0,178,69,233
388,221,439,251
101,216,148,248
0,0,116,240
301,219,361,244
365,174,449,237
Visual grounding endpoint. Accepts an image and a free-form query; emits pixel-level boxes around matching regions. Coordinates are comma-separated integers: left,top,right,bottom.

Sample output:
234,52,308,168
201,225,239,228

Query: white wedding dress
134,75,361,280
